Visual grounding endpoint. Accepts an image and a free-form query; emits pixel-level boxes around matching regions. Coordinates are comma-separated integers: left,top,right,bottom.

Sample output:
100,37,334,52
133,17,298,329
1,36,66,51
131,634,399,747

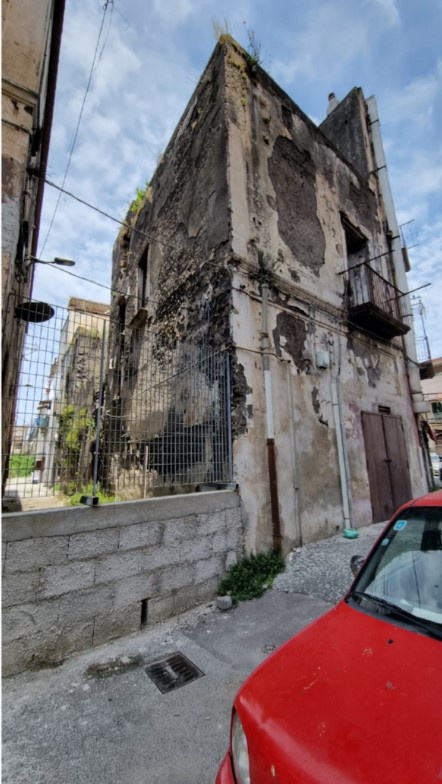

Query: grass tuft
66,482,117,506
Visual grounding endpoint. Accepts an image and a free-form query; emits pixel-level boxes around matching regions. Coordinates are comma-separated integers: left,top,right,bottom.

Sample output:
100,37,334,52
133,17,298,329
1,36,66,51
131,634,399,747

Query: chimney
327,92,339,116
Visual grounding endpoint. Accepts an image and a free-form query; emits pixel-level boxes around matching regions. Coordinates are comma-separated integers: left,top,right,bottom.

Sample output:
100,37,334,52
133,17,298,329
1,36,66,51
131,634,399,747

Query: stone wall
2,490,242,677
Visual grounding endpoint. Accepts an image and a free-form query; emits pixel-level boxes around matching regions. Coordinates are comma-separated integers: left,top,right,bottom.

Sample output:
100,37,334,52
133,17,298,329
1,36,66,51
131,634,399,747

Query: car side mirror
350,555,364,578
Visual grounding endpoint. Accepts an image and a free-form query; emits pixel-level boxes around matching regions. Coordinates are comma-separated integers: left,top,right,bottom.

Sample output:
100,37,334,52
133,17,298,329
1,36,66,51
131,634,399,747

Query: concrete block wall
2,490,242,676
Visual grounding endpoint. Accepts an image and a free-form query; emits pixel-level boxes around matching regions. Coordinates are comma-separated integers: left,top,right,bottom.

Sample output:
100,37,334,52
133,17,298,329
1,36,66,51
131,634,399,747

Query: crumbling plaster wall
111,44,232,349
107,38,425,552
106,44,242,494
233,283,425,549
223,41,425,549
319,88,375,181
224,45,387,306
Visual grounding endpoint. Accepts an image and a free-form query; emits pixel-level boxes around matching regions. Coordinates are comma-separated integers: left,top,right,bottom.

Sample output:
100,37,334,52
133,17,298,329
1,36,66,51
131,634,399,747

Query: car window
354,507,442,625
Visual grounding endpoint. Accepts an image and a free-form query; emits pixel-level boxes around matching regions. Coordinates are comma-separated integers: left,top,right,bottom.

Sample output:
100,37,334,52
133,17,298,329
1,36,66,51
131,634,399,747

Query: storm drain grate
144,652,204,694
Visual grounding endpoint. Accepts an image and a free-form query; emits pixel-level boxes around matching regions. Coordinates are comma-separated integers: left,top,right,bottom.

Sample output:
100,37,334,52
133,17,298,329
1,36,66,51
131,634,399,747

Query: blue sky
35,0,442,356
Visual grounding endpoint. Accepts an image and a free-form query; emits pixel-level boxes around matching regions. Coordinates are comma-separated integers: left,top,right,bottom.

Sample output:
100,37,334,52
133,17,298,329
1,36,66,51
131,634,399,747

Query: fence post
226,352,233,483
92,320,106,497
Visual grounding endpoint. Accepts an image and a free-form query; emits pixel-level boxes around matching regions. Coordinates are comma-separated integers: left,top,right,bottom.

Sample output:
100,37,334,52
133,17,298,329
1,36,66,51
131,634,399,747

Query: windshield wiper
351,590,442,640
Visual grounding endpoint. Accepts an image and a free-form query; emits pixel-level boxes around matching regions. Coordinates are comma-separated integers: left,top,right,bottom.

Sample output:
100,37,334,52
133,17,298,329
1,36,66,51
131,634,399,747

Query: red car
216,490,442,784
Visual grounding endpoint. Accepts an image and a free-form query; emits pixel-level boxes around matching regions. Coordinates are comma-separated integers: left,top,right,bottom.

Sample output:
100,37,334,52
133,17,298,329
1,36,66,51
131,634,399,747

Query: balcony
414,336,434,380
345,264,410,340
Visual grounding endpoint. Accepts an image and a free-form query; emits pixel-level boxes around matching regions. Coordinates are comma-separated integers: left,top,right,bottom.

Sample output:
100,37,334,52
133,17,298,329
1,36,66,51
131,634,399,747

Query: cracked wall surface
108,37,426,553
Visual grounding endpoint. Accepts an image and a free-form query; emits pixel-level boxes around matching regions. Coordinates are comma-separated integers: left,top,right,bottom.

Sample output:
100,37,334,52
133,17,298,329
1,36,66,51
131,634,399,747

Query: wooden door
362,412,412,522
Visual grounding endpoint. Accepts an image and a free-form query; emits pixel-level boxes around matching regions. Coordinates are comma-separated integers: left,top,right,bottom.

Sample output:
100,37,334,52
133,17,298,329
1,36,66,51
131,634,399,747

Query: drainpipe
286,361,302,545
367,96,429,488
331,339,352,529
261,283,282,553
366,97,428,418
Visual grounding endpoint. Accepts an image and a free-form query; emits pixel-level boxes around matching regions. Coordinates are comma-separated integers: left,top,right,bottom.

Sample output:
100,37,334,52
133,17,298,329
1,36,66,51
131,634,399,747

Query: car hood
236,601,442,784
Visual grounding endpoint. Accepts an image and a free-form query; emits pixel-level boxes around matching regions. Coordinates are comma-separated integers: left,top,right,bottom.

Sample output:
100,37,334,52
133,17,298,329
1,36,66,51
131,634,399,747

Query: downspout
286,361,302,545
261,283,282,553
367,96,429,485
366,97,428,416
331,338,352,529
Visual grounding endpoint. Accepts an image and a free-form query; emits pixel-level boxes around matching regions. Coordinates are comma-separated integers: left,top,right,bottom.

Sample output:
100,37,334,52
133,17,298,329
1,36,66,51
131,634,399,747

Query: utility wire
43,177,181,253
38,178,419,350
39,1,113,255
44,263,202,312
47,262,411,349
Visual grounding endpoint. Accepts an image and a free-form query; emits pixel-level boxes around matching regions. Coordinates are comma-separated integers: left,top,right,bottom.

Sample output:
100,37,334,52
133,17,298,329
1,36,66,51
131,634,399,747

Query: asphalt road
2,521,384,784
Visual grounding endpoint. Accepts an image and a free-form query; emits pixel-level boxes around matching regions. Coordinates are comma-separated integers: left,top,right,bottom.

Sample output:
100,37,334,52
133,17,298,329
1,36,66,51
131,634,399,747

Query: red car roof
400,489,442,509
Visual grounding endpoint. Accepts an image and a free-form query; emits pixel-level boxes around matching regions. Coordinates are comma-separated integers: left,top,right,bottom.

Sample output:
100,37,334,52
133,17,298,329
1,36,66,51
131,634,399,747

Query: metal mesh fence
2,296,232,511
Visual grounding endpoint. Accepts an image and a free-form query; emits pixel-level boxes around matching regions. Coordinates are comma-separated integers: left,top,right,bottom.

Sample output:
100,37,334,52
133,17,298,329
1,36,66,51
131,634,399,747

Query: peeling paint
348,337,382,388
273,312,309,373
268,136,326,277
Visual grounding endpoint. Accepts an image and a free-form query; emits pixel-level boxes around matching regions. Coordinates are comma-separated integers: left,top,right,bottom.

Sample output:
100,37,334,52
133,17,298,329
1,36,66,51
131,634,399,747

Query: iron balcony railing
415,335,432,365
347,263,406,323
343,263,411,341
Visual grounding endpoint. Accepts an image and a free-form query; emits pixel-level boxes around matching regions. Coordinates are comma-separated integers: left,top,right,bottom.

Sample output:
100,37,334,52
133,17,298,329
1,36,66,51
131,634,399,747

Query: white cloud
272,3,372,84
381,59,442,127
271,0,402,87
406,218,442,358
151,0,198,26
369,0,400,27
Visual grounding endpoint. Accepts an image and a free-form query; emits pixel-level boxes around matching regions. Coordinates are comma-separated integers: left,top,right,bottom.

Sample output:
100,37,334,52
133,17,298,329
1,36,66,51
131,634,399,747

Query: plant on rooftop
243,23,262,68
212,18,231,40
218,551,285,603
129,181,150,213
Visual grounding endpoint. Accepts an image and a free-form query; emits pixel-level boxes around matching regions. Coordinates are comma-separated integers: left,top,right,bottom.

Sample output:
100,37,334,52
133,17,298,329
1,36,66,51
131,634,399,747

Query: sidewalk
2,521,382,784
274,520,385,602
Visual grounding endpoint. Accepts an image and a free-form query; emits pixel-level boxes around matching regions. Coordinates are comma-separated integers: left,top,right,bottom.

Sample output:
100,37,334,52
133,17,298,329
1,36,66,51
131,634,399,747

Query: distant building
421,357,442,453
10,425,30,454
41,298,110,491
108,37,428,551
2,0,66,490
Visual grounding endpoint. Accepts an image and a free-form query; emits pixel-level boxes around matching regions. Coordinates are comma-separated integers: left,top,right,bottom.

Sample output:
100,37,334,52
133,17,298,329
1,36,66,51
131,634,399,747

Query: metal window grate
144,652,204,693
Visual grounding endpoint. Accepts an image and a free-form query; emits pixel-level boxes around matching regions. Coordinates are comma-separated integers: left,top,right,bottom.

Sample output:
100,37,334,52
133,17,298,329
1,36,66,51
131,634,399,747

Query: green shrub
66,482,117,506
218,551,285,603
8,454,35,478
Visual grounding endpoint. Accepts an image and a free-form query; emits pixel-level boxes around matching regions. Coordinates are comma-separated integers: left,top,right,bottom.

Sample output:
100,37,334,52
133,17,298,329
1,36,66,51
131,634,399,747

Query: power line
43,177,181,253
40,1,113,255
42,263,206,313
40,183,416,348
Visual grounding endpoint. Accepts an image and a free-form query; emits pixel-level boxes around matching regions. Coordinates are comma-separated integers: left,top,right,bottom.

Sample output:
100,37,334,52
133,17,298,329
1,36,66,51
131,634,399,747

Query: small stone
216,595,233,611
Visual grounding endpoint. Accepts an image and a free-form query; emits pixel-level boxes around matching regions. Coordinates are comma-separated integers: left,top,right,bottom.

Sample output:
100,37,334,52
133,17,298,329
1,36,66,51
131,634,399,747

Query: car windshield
351,506,442,631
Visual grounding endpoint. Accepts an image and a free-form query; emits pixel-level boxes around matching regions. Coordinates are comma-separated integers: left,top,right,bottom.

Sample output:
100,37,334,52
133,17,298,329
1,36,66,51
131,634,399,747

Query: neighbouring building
2,0,66,490
41,298,110,492
421,357,442,454
108,36,429,553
